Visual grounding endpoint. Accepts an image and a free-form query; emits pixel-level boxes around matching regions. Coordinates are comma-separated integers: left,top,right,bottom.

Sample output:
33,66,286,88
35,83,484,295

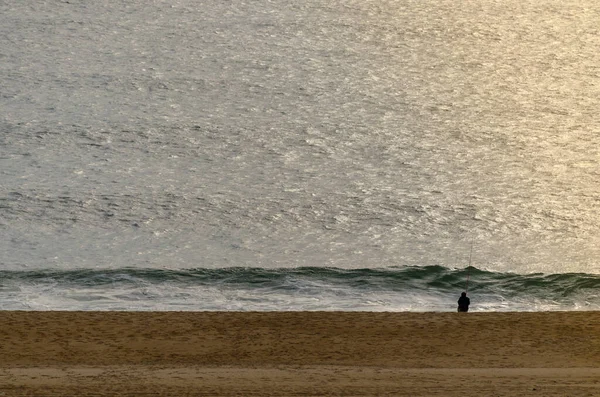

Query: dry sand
0,311,599,396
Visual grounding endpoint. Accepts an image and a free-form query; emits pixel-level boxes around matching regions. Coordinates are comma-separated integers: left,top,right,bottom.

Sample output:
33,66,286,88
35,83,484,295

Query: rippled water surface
2,0,600,274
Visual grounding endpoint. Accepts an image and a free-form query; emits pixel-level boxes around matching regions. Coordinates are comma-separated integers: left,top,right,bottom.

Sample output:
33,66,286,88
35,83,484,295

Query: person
457,292,470,312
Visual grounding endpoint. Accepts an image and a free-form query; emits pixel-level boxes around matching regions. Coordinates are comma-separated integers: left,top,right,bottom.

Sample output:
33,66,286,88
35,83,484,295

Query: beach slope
1,311,599,396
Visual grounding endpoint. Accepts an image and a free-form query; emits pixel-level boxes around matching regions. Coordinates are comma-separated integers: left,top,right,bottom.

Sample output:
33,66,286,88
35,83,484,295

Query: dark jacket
458,294,470,312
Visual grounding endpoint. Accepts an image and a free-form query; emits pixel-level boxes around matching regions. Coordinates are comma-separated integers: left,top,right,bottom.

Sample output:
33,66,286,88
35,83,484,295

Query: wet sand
1,311,599,396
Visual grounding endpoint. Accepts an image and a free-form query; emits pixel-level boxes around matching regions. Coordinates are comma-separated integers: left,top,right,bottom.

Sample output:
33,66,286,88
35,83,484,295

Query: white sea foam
5,280,596,312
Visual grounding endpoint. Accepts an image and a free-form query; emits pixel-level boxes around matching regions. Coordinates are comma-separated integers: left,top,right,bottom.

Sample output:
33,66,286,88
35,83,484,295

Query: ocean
2,0,600,311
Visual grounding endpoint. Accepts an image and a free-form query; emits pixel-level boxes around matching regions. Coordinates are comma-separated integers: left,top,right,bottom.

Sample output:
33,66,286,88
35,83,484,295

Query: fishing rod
465,238,474,295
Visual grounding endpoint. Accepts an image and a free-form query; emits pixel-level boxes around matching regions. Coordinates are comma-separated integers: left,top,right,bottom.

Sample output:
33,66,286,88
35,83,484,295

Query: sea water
1,0,600,311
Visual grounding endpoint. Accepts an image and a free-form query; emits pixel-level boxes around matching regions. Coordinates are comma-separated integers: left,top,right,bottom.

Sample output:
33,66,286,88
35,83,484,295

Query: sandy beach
1,311,599,396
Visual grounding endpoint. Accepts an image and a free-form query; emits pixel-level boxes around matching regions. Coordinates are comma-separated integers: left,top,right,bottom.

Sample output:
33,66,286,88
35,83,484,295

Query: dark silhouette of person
457,292,470,312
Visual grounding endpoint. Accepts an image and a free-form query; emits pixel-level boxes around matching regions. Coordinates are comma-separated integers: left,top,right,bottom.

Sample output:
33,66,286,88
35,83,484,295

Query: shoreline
1,311,599,395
